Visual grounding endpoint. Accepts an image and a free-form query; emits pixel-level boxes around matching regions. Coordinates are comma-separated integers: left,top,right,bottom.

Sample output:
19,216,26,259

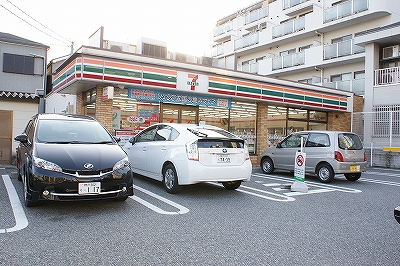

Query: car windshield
338,133,363,150
36,119,114,144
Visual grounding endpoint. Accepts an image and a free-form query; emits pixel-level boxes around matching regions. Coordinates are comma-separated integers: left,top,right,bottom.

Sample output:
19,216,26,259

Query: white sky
1,0,257,61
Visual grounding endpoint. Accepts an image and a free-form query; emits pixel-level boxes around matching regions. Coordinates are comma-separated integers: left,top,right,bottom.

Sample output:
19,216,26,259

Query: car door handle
161,147,167,151
142,147,147,152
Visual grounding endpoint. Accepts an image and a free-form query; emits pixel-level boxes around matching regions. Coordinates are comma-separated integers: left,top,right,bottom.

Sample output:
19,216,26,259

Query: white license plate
350,165,360,172
78,182,101,194
217,154,231,163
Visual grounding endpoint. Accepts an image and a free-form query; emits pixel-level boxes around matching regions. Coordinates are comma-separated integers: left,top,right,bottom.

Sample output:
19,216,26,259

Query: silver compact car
260,131,367,183
123,123,252,193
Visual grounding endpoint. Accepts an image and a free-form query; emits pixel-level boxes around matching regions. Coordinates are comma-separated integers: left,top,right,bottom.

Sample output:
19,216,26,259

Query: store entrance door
160,103,198,124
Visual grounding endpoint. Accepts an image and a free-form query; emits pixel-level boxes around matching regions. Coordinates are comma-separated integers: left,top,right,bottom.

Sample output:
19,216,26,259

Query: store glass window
267,106,327,147
199,106,229,130
229,101,257,154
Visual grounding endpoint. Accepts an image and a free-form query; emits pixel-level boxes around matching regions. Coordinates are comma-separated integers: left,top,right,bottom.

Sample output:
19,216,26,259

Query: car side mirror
14,133,28,143
113,137,121,143
395,206,400,224
129,137,136,145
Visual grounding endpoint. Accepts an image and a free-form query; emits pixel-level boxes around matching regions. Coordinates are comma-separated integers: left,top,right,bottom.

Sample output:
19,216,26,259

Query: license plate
78,182,101,194
217,154,231,163
350,165,360,172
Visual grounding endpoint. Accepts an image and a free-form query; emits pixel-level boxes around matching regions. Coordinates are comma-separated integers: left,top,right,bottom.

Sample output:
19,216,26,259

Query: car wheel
23,171,38,207
222,181,241,190
344,173,361,181
163,164,181,194
260,157,274,174
316,163,334,183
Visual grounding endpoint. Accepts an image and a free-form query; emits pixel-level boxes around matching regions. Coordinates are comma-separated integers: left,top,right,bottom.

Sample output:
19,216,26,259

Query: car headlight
33,157,62,172
113,157,130,171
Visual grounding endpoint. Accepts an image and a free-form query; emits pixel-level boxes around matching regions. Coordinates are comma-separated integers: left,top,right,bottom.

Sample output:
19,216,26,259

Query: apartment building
212,0,400,167
0,32,48,164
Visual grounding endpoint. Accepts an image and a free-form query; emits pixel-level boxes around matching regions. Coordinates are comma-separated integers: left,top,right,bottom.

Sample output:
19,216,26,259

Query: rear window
197,139,244,149
187,127,237,139
338,133,363,150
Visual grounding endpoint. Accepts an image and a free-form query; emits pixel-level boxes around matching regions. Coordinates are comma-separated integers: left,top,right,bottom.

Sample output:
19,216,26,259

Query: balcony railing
238,62,259,74
211,44,224,57
374,67,400,86
323,39,364,59
245,6,269,25
320,78,365,96
272,17,305,38
213,21,233,37
234,33,259,50
324,0,368,23
272,51,305,70
283,0,309,10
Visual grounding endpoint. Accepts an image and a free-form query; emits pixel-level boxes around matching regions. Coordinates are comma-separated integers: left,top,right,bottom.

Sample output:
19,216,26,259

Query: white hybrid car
123,123,252,193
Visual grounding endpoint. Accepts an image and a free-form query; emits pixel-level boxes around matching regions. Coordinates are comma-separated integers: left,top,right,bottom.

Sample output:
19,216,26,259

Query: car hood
34,143,126,170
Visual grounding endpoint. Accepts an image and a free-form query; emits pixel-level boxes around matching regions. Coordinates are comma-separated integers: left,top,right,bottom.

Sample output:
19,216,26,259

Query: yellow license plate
350,165,360,172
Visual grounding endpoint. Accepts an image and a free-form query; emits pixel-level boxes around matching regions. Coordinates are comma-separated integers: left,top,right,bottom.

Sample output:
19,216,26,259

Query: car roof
35,113,97,121
154,123,224,130
294,130,356,134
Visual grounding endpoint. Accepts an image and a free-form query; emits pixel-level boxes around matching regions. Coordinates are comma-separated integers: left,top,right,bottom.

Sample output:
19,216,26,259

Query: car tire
316,163,334,183
222,181,241,190
163,164,181,194
344,173,361,181
23,171,38,207
17,165,22,181
260,157,274,174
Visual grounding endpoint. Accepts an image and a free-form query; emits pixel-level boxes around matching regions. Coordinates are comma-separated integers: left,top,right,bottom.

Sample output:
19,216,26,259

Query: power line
0,2,71,47
7,0,71,43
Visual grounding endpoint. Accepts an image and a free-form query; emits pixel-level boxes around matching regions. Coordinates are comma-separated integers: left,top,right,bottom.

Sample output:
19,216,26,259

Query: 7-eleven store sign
177,72,208,93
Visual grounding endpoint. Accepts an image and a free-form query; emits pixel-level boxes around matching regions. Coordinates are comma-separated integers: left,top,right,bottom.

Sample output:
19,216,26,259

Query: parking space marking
130,185,189,215
252,173,362,194
208,182,295,202
360,178,400,187
1,174,28,233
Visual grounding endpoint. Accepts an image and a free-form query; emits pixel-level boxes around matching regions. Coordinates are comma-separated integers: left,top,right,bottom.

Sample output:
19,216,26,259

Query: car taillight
186,140,198,161
334,151,344,162
364,152,367,162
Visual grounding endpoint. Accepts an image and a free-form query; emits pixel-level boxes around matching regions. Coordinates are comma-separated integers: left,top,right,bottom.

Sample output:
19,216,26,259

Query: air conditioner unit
383,45,399,59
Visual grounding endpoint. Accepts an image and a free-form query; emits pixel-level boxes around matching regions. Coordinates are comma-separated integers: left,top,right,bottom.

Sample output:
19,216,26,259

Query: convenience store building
50,45,360,164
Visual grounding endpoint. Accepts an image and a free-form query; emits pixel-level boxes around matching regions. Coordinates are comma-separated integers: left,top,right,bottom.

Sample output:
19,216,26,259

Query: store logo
187,74,199,90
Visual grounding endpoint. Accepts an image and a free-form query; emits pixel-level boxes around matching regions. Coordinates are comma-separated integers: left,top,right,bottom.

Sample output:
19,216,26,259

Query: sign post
291,137,308,192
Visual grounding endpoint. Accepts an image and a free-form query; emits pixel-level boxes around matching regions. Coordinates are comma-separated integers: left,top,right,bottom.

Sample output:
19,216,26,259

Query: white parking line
1,174,28,233
130,185,189,215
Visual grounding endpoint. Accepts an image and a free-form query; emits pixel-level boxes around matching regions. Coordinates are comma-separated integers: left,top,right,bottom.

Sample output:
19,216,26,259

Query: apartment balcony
234,32,259,51
213,21,234,43
324,0,368,23
319,78,365,96
272,51,305,70
323,39,365,59
272,17,305,39
237,62,259,74
373,67,400,105
244,6,269,25
211,43,224,57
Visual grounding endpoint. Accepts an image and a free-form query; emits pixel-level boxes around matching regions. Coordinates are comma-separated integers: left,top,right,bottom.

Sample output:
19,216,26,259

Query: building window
331,34,352,44
3,53,34,75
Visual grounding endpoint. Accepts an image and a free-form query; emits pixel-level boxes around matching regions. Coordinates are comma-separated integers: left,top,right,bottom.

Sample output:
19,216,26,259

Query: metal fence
352,109,400,168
